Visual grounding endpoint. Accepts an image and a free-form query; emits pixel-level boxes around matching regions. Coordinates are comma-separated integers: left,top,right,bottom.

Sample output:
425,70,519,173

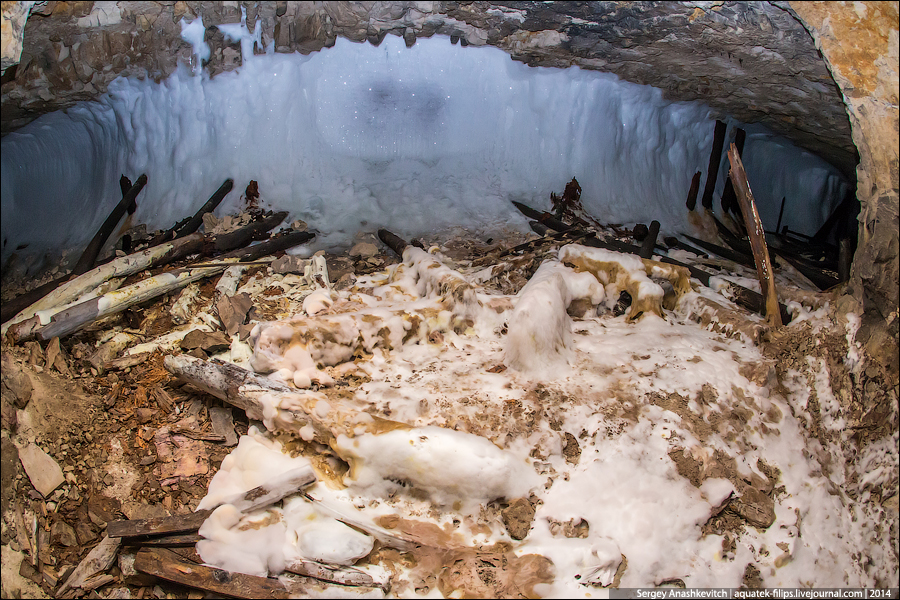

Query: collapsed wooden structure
0,130,845,598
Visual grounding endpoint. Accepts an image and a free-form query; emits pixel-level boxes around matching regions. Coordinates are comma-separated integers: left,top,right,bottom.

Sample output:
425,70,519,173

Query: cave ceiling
1,1,857,176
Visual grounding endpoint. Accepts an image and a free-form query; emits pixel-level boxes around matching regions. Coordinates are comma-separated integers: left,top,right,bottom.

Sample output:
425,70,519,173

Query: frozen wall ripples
1,34,848,270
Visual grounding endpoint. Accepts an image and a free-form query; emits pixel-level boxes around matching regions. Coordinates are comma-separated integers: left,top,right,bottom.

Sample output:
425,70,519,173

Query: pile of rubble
1,180,897,598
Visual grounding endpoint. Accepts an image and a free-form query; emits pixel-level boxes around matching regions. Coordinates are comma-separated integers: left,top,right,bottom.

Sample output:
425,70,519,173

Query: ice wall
1,33,849,270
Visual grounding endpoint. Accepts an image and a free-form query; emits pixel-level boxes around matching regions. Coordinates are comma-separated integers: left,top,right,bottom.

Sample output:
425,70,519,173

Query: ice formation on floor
2,31,848,271
188,242,896,595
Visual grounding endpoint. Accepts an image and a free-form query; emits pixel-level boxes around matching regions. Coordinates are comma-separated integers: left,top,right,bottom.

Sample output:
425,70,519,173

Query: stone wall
789,1,898,371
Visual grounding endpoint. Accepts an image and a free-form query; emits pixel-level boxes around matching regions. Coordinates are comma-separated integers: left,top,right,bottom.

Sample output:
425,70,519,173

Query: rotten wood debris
0,164,843,599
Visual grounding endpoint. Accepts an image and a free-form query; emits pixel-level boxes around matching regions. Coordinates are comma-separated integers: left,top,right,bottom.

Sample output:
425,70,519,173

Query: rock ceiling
1,1,858,176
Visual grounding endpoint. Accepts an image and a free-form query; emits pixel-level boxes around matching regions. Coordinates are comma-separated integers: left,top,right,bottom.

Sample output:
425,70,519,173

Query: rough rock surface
1,1,855,175
789,1,899,373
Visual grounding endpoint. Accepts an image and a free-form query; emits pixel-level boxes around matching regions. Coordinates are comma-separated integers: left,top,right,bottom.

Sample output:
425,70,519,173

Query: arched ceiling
1,1,858,176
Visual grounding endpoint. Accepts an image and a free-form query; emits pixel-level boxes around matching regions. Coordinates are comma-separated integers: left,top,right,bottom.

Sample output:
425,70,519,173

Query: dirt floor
1,226,898,599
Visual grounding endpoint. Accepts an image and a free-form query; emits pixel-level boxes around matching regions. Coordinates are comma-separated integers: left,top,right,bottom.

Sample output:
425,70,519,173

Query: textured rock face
789,1,898,369
1,1,855,174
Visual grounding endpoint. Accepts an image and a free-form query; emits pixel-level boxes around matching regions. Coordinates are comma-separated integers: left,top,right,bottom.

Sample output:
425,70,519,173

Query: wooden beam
11,265,226,342
2,233,204,332
108,510,212,539
56,535,121,598
685,171,702,211
214,211,287,252
149,179,234,245
174,179,235,239
639,220,660,259
727,143,782,327
72,174,148,276
701,121,727,210
377,228,408,257
134,547,292,599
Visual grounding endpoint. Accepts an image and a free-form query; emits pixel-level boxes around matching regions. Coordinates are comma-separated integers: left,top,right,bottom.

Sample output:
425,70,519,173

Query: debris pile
1,174,897,598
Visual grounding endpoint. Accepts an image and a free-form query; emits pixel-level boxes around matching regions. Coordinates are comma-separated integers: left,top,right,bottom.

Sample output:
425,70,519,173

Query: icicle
179,15,210,75
218,6,261,64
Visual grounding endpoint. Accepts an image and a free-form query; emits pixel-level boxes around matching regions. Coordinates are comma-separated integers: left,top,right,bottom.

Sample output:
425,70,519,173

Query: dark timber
639,221,661,259
701,120,727,210
685,171,702,211
72,174,148,276
149,179,234,246
720,128,746,216
727,143,782,326
510,200,791,324
378,228,408,257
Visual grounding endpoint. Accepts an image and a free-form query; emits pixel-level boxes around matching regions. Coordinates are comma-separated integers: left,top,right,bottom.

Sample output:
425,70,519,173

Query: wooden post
720,128,746,215
377,228,408,257
174,178,235,239
213,211,287,252
838,238,853,283
727,143,782,327
71,174,148,276
701,120,727,210
639,220,660,259
685,171,702,211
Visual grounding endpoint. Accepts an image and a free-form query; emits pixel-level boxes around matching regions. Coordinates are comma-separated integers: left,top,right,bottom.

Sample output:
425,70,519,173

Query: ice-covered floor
177,233,898,596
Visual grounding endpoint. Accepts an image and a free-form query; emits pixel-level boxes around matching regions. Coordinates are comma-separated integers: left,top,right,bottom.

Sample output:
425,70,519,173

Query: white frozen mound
504,261,578,373
197,427,312,510
335,425,539,513
282,497,374,566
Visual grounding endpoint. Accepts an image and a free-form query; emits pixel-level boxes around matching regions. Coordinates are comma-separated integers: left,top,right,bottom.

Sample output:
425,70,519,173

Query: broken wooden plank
129,533,203,547
377,228,408,257
11,264,228,342
214,211,288,252
108,510,212,540
108,466,316,539
56,535,121,598
2,233,205,333
727,143,782,327
701,120,727,210
134,547,293,599
72,174,148,276
284,560,387,590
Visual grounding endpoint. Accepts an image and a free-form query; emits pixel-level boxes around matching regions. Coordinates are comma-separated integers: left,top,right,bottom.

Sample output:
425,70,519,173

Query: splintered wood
727,143,782,327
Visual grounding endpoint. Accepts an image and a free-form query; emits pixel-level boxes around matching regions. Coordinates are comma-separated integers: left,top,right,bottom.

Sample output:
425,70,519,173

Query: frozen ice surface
1,34,848,269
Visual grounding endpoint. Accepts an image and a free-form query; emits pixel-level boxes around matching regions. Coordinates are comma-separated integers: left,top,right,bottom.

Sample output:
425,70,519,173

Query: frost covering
1,34,847,269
